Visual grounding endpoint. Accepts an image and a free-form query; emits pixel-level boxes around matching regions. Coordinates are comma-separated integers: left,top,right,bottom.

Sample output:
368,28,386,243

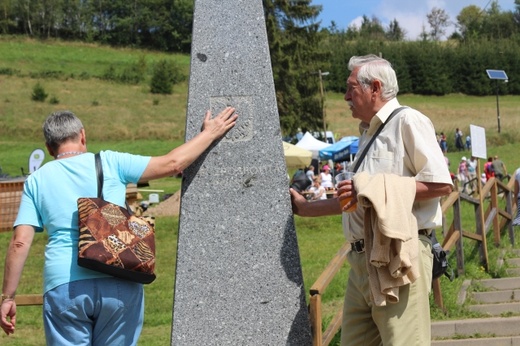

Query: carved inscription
210,96,253,142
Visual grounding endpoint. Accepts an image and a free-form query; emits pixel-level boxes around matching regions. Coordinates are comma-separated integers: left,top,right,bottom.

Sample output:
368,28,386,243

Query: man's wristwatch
1,294,15,302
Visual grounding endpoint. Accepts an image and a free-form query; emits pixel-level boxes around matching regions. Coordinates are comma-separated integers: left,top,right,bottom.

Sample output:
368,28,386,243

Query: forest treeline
1,0,520,135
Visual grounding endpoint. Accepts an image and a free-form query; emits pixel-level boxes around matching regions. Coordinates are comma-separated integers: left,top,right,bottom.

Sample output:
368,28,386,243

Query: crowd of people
301,163,348,201
434,123,514,196
437,128,471,155
454,155,510,194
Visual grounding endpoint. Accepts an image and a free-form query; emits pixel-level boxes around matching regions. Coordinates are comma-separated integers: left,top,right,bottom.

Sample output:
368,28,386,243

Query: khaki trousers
341,235,433,346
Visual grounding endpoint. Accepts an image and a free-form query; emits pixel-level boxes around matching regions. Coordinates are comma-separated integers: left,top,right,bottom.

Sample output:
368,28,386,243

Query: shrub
100,56,147,85
49,96,60,104
78,71,91,80
31,82,48,102
150,59,184,94
29,70,64,79
101,65,118,82
0,67,19,76
119,55,147,84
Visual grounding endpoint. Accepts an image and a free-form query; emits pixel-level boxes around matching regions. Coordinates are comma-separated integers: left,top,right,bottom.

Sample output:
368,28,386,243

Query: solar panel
486,69,508,80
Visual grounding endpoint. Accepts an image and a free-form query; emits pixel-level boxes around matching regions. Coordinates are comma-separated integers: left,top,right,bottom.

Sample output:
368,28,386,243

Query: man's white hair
348,54,399,101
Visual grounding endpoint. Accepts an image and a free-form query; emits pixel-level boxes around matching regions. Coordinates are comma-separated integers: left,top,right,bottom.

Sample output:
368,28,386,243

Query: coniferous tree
386,19,406,41
263,0,328,137
359,15,385,40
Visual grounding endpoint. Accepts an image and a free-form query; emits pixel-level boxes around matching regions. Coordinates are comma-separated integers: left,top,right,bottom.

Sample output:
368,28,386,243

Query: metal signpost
486,69,508,133
318,70,329,139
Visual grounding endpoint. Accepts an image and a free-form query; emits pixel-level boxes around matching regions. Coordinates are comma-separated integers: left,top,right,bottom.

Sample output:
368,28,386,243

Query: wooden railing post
310,293,322,346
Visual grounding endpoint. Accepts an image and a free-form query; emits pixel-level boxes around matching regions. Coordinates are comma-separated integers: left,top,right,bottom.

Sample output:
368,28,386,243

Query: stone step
431,316,520,339
478,277,520,290
468,301,520,315
431,254,520,344
432,336,520,345
471,289,520,304
506,258,520,267
506,267,520,276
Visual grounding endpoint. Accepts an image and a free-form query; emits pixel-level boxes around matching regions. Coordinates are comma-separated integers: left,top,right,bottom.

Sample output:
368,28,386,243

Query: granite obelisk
171,1,312,344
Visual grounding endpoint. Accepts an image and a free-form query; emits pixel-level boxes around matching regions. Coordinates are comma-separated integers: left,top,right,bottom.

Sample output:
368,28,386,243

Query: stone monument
171,0,312,345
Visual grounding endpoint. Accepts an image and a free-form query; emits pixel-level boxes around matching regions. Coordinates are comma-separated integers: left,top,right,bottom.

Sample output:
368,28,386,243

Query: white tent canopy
283,141,312,168
295,132,331,159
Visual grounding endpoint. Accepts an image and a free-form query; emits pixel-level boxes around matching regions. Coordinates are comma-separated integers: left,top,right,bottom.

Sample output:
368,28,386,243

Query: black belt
351,229,432,254
419,229,431,236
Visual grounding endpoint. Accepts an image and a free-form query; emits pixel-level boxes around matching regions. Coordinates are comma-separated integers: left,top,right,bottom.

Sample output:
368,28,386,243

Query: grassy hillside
1,37,520,174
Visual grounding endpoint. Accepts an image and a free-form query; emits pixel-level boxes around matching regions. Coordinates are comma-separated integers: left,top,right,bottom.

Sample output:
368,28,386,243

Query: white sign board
470,125,487,159
28,148,45,173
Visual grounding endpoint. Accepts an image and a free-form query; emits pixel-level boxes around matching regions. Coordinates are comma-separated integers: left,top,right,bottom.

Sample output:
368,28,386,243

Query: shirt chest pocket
370,149,395,171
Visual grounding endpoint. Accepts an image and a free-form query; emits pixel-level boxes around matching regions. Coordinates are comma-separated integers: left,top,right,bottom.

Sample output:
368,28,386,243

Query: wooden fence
0,179,25,232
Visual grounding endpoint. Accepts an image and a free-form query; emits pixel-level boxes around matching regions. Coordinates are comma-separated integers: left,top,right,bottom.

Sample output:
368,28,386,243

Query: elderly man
290,54,452,346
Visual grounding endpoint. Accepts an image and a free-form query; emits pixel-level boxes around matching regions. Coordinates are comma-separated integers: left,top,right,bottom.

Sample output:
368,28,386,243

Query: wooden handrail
310,242,350,295
309,241,350,346
14,294,43,306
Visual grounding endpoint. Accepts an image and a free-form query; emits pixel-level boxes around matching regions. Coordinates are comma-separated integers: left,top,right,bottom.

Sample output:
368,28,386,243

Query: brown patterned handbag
77,153,156,284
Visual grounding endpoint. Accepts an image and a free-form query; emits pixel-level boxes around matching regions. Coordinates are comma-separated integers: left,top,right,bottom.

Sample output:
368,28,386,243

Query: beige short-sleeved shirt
343,98,453,242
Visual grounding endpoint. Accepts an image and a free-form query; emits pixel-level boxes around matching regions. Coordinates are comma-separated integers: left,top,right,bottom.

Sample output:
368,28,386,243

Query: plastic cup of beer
335,171,357,212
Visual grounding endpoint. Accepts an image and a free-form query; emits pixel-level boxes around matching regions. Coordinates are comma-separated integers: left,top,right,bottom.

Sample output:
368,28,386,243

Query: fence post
309,293,322,346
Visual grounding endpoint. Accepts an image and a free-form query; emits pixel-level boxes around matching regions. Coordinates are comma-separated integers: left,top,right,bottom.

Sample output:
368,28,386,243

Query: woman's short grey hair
43,110,84,152
348,54,399,101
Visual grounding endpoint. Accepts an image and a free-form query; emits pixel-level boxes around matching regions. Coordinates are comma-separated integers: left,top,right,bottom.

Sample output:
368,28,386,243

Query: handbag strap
95,152,134,213
352,106,408,173
95,153,104,199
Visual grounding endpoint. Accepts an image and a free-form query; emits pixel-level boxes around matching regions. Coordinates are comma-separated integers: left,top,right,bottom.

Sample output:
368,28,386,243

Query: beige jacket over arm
355,171,420,306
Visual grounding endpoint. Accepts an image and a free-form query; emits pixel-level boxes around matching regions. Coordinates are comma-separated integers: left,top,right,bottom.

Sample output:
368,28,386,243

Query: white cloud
348,0,517,40
320,0,515,40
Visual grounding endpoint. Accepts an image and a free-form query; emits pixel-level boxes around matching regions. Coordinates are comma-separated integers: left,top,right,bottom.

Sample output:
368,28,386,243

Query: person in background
512,167,520,226
467,156,478,193
320,165,334,190
1,109,237,344
484,157,495,182
290,54,452,346
439,132,448,154
481,173,487,185
309,177,327,201
455,128,464,151
458,156,469,192
334,162,344,177
466,135,471,150
305,165,315,182
492,155,508,181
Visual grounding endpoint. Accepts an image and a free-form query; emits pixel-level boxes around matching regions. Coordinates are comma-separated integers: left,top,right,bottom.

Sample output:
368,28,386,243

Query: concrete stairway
431,249,520,345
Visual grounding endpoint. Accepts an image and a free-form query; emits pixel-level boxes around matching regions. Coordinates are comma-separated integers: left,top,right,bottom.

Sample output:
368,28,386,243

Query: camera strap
351,106,408,173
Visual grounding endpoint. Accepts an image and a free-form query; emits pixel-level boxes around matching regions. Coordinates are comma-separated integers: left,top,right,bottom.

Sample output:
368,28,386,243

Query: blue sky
312,0,517,40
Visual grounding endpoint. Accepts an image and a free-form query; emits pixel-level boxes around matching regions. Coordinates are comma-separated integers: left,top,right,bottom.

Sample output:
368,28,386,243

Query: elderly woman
1,108,237,344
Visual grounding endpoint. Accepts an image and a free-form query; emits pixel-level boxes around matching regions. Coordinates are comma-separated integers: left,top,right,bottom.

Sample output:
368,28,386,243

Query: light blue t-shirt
14,151,151,293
